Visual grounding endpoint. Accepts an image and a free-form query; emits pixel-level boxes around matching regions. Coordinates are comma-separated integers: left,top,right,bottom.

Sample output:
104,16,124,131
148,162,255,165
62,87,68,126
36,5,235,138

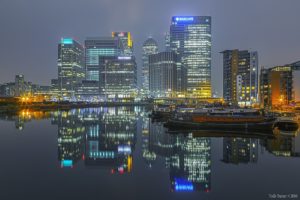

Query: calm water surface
0,107,299,200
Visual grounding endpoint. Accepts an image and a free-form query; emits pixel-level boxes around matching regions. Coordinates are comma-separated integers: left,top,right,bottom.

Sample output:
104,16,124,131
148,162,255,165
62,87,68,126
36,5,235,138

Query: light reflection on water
0,107,299,200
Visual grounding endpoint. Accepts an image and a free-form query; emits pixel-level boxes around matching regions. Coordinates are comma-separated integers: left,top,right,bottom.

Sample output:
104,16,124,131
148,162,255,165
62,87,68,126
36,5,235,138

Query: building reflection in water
141,117,157,167
84,107,137,174
261,133,300,157
52,110,85,168
51,107,138,172
148,121,211,192
2,108,300,192
222,138,258,164
0,109,50,130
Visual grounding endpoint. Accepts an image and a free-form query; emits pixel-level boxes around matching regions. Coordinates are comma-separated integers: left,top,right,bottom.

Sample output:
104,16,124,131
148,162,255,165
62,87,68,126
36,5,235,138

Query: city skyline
1,0,300,95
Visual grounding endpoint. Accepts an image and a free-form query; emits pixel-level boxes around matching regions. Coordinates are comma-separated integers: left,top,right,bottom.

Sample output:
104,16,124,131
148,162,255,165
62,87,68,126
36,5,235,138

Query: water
0,107,299,200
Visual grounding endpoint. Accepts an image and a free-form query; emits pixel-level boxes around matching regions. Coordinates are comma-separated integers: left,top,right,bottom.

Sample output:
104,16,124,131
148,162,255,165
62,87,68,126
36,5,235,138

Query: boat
164,108,276,133
192,108,265,123
150,104,175,119
174,108,269,123
272,116,299,135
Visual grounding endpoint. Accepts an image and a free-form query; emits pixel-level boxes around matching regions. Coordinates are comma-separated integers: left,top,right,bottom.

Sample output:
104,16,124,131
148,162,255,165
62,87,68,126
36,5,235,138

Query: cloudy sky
0,0,299,95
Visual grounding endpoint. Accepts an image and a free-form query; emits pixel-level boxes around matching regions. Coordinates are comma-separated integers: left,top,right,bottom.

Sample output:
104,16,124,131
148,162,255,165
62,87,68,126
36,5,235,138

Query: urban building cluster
0,75,50,99
0,15,299,108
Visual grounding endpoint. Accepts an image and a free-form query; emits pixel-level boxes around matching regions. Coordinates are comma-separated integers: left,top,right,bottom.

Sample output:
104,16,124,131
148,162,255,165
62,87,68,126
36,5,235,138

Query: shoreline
0,102,152,115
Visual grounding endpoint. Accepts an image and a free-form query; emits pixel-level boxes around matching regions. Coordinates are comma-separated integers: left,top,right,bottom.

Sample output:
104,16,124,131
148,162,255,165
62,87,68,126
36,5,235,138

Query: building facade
142,37,159,97
15,75,25,97
85,37,121,81
149,52,178,98
169,16,212,97
112,32,133,56
99,56,137,100
221,50,258,106
260,65,293,109
58,38,85,98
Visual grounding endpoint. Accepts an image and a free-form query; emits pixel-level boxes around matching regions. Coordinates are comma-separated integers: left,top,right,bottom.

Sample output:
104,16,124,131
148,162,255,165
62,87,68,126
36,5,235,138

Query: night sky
1,0,300,95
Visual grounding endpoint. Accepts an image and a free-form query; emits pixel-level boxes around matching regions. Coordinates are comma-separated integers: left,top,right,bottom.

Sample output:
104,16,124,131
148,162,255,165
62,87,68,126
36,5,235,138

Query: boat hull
164,120,275,133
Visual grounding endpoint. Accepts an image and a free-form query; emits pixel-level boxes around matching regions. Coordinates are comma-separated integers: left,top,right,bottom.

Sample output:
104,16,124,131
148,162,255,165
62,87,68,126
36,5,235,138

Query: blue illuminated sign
118,145,131,154
174,178,194,191
61,160,73,167
61,38,73,44
118,56,131,60
175,17,194,22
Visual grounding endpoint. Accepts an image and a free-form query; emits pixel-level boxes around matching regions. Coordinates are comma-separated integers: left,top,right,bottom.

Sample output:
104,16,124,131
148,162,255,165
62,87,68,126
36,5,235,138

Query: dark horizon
1,0,300,95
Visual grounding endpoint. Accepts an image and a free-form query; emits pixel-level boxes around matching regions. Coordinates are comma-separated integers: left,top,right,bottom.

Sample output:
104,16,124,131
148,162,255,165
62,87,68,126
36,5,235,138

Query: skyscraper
170,16,212,97
85,37,121,81
112,32,133,56
165,32,171,51
149,52,178,98
142,37,158,97
99,56,137,100
221,50,258,106
58,38,85,97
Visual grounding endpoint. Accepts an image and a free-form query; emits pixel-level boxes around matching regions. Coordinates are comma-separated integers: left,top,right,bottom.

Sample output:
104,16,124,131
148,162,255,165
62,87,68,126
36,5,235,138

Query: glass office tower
142,37,159,97
58,38,85,98
149,52,178,98
112,32,133,56
170,16,212,97
99,56,137,100
85,37,121,81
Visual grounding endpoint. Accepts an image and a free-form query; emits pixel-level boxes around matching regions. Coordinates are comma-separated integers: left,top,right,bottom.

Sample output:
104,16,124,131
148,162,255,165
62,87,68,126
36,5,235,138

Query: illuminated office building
169,16,212,97
85,37,121,81
142,37,159,97
222,138,258,164
58,38,85,97
149,52,178,98
112,32,133,56
76,80,100,100
221,50,258,106
99,56,137,100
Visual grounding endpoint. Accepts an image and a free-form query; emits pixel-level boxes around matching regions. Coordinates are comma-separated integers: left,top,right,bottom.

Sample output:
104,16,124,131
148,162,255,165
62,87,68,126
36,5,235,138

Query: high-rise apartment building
142,37,158,97
169,16,212,97
260,66,293,108
149,52,178,98
58,38,85,97
221,50,258,106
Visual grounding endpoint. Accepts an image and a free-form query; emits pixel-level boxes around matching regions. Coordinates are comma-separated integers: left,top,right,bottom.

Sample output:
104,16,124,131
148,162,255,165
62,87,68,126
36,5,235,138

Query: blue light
118,145,131,154
175,17,194,22
118,56,131,60
174,178,194,191
61,38,73,44
61,160,73,167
